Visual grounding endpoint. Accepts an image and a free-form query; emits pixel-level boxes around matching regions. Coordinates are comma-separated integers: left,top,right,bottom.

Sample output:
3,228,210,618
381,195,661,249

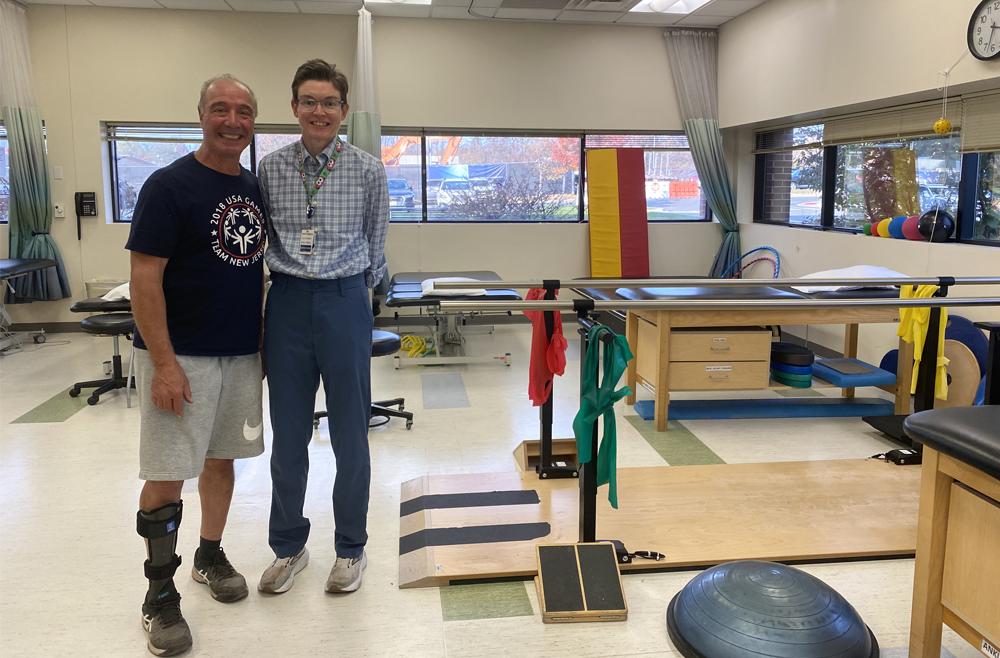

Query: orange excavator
381,136,463,166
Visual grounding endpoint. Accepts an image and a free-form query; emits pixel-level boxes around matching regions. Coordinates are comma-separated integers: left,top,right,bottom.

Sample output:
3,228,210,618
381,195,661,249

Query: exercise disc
666,560,878,658
936,339,980,409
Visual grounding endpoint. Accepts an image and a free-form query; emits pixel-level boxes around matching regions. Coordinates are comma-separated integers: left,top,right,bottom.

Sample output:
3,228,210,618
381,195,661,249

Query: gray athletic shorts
136,349,265,481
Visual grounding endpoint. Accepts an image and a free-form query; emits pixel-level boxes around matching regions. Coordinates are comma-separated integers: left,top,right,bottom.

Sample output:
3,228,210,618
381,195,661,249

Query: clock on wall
969,0,1000,60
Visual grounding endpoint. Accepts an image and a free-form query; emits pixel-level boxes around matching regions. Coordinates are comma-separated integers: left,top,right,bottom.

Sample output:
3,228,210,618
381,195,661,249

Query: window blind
960,90,1000,153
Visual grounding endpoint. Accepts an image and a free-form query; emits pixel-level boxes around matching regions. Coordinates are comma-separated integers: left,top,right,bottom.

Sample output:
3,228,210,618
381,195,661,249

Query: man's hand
151,360,193,416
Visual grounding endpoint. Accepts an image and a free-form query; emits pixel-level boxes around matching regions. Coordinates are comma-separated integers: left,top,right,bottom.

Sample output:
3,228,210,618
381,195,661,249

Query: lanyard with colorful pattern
296,138,342,221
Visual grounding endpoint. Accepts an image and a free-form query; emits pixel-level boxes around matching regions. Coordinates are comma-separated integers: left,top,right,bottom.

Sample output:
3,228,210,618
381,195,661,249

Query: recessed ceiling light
649,0,712,13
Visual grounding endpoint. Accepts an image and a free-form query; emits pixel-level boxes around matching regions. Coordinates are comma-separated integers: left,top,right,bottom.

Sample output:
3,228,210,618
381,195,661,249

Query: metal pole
538,289,554,476
432,276,1000,291
437,297,1000,313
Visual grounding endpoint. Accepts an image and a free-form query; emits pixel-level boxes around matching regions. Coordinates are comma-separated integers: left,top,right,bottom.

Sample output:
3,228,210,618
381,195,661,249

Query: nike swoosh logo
243,420,263,441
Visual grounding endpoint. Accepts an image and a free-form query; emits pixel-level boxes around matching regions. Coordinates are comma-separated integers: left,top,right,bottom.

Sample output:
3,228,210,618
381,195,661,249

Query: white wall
6,4,719,324
719,0,1000,364
718,0,1000,129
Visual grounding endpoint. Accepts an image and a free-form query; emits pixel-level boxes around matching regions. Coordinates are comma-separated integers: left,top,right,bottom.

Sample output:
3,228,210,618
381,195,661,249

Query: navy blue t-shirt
125,153,265,356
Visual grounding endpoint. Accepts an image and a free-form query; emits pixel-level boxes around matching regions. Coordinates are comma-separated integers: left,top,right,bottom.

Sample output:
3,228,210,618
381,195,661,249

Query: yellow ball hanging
933,118,952,135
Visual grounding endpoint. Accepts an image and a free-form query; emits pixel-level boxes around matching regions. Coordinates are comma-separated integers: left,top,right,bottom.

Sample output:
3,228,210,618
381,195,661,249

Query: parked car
426,179,444,207
387,178,414,209
436,179,473,209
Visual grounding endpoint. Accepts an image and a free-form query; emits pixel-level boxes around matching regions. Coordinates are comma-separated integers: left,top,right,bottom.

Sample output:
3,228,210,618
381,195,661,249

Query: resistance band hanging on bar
572,325,633,509
898,285,950,400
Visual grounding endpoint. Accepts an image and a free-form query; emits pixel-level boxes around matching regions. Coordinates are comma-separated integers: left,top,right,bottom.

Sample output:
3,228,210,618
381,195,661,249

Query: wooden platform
398,459,920,588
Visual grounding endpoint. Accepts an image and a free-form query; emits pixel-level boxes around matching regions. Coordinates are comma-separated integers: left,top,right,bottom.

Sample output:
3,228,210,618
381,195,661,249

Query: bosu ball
667,561,878,658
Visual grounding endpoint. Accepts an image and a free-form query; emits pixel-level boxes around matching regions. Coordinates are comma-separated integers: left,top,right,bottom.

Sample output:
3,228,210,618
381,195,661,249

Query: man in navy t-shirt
125,75,265,657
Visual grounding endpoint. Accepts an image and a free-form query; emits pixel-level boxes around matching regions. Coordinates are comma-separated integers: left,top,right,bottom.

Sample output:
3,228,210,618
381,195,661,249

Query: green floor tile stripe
774,388,824,398
624,415,725,466
11,388,89,424
440,582,534,622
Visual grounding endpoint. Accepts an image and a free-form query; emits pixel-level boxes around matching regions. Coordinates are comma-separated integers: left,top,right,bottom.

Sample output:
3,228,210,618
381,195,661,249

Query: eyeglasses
296,97,345,111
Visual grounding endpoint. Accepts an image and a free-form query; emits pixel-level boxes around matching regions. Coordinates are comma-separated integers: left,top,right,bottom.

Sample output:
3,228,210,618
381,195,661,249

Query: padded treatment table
904,407,1000,658
385,271,521,367
0,258,59,351
571,284,909,431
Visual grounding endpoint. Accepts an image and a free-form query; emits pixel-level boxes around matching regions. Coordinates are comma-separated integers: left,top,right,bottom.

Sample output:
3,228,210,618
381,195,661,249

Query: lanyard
296,138,342,221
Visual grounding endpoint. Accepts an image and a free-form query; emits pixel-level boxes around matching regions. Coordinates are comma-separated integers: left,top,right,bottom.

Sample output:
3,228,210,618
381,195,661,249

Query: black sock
198,537,222,560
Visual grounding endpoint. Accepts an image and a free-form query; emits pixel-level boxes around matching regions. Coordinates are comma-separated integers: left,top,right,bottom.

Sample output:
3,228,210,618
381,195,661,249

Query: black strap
136,502,183,539
630,550,666,561
31,231,50,236
144,555,182,580
542,279,560,290
573,299,595,314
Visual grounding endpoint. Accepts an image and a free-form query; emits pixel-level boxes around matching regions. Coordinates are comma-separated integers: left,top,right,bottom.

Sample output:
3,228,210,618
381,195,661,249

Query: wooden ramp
398,459,920,588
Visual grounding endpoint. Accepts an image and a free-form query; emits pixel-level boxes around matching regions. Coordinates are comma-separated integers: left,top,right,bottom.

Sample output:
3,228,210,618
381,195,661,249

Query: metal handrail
438,297,1000,313
431,276,1000,291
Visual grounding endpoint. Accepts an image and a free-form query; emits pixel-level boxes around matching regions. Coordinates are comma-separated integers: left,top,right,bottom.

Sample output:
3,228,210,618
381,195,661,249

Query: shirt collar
300,137,340,167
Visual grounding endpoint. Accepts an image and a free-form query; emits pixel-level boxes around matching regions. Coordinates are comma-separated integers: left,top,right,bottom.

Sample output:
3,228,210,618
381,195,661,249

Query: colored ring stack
770,342,815,388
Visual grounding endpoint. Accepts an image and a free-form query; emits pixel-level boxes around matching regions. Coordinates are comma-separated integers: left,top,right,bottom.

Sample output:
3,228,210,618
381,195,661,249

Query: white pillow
420,277,487,297
102,282,131,301
791,266,909,293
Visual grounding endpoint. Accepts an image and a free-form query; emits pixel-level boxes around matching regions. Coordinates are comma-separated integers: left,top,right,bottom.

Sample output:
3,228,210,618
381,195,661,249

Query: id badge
299,229,316,255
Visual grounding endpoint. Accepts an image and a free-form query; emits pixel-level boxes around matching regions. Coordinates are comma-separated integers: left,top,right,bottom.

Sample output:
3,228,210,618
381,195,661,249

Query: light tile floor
0,325,981,657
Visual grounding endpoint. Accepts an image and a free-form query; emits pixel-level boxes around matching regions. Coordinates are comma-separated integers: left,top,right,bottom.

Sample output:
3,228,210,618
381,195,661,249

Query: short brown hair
291,59,349,104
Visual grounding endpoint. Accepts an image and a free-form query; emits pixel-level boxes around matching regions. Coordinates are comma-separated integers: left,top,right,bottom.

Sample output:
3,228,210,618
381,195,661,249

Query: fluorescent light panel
646,0,712,13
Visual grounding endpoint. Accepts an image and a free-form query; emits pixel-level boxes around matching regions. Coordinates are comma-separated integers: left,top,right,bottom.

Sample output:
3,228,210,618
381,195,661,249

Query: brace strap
136,501,183,540
144,555,182,581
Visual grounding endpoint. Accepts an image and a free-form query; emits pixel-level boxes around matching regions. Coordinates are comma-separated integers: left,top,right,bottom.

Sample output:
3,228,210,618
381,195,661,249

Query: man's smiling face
198,79,255,161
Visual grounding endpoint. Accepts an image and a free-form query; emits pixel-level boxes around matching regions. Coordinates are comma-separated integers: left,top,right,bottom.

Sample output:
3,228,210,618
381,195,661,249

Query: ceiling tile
471,0,503,8
159,0,231,8
296,0,362,12
691,0,760,16
432,0,472,7
500,0,563,9
557,9,621,21
22,0,94,5
494,6,559,18
225,0,300,11
366,2,432,16
615,11,679,24
88,0,163,7
674,12,730,25
430,4,478,18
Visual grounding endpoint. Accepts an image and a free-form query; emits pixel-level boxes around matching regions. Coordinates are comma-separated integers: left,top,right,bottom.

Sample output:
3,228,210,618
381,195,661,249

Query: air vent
563,0,634,10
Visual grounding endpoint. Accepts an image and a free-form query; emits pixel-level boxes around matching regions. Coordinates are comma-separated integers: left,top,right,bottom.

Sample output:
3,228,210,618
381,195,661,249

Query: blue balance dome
667,561,878,658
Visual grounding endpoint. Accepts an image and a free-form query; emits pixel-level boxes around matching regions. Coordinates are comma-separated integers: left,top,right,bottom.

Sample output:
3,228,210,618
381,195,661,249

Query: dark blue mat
633,397,895,420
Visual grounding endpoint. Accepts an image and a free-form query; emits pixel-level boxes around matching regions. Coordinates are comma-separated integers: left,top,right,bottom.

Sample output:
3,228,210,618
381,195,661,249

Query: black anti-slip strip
400,490,540,517
399,522,551,555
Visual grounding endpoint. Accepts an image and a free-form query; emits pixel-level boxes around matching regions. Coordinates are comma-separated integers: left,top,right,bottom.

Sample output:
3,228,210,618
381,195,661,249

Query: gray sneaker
325,551,367,593
191,547,248,603
258,547,309,594
141,585,193,657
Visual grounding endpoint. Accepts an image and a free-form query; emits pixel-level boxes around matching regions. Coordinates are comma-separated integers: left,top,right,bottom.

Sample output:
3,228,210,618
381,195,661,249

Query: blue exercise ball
888,216,907,239
917,208,955,242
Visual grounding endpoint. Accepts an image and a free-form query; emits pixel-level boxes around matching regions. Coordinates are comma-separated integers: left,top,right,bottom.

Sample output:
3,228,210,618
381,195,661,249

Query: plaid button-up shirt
260,138,389,287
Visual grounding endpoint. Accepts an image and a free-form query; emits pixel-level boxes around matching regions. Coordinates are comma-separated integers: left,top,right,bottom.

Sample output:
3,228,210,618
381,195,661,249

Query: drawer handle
710,375,730,380
710,347,731,351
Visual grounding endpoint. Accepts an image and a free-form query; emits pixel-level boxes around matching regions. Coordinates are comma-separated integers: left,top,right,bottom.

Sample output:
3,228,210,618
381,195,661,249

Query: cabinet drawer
669,329,771,362
668,361,769,391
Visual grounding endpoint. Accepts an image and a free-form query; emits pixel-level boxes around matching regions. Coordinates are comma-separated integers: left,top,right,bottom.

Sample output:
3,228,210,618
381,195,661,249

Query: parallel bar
433,277,1000,290
438,297,1000,313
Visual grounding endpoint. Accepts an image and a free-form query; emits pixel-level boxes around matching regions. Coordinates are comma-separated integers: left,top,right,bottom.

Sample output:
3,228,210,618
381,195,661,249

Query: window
1,124,9,224
586,134,709,221
423,134,581,222
754,125,823,226
971,150,1000,242
381,133,422,222
834,136,960,230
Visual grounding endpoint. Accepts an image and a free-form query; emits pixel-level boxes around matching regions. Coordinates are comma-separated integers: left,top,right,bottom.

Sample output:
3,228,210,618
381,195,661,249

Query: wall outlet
53,203,66,218
53,166,63,180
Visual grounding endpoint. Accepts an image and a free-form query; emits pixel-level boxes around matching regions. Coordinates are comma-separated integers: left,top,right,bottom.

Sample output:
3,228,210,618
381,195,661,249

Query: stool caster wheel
87,395,99,406
69,388,81,398
33,335,46,344
405,420,413,430
398,404,405,411
313,420,320,429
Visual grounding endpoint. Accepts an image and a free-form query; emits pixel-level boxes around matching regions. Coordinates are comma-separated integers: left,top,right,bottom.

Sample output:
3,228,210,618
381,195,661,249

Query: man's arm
130,251,192,416
362,159,390,288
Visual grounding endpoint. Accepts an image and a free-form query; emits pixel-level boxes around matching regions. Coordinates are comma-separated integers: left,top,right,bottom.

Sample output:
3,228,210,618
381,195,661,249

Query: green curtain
686,118,741,278
3,106,71,302
346,112,381,161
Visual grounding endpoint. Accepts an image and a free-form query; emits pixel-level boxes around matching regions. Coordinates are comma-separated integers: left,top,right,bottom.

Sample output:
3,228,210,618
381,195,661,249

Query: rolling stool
904,406,1000,658
314,329,414,431
69,312,136,406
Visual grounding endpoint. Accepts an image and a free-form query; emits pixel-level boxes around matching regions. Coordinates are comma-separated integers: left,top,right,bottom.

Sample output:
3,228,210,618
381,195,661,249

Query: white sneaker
258,547,309,594
325,551,367,593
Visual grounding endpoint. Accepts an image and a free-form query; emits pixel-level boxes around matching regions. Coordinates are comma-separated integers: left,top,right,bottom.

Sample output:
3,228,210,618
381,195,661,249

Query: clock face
969,0,1000,60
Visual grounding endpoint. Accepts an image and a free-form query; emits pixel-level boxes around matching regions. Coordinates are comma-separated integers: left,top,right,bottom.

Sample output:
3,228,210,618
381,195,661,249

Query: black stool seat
904,406,1000,481
70,297,132,313
667,560,877,658
373,330,402,357
81,313,135,335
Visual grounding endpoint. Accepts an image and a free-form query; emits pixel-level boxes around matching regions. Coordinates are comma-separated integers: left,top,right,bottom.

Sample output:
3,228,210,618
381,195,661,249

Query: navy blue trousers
264,272,372,559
